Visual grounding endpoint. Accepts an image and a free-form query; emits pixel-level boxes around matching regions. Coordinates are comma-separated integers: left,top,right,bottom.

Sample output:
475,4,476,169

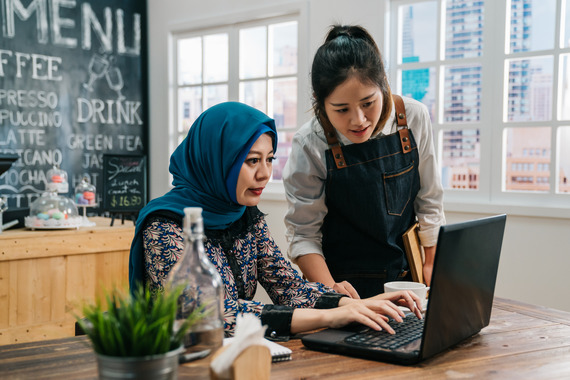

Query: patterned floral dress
142,207,342,339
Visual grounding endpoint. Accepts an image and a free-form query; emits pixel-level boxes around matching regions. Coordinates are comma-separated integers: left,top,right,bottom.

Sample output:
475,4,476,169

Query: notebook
402,222,424,283
301,214,507,365
223,337,292,362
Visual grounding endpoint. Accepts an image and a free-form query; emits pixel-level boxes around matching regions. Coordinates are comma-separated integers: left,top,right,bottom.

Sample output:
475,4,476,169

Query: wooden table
0,217,134,345
1,297,570,379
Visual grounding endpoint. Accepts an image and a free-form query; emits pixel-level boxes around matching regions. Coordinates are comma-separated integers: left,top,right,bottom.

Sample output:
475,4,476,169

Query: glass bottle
167,207,224,358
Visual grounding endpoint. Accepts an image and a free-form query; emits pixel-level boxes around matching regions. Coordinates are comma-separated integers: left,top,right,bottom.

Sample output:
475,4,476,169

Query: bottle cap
183,207,203,234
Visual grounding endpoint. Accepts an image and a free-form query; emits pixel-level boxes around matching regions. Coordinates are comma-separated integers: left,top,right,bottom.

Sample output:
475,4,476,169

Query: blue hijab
129,102,277,290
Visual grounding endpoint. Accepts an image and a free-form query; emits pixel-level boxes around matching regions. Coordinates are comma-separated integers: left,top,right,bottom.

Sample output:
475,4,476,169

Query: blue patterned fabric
142,210,334,336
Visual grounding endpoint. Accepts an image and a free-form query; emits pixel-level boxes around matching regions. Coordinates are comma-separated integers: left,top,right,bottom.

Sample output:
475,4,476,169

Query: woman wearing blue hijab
129,102,422,339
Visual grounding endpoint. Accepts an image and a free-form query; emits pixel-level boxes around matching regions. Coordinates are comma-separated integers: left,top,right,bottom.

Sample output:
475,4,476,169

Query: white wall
147,0,570,312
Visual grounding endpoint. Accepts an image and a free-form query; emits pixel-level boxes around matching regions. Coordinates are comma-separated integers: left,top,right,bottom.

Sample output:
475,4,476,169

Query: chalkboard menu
102,154,146,213
0,0,148,212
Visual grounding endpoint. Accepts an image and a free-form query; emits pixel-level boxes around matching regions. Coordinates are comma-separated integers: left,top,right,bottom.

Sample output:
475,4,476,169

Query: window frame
169,4,309,196
172,25,232,152
387,0,570,218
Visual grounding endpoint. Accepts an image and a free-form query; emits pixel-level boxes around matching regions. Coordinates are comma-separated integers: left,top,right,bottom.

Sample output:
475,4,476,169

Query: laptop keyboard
344,314,425,350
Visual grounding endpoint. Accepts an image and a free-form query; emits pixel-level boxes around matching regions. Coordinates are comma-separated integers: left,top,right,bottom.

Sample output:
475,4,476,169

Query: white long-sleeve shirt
283,96,446,263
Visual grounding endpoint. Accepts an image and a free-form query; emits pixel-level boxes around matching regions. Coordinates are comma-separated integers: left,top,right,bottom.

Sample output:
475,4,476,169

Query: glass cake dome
25,190,83,229
74,176,97,206
46,165,69,194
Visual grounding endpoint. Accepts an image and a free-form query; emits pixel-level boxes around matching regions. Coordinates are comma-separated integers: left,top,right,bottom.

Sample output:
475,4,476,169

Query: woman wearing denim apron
283,25,446,299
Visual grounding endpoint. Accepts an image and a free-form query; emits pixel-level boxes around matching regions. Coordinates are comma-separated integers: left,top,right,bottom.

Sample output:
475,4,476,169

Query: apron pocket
383,161,415,216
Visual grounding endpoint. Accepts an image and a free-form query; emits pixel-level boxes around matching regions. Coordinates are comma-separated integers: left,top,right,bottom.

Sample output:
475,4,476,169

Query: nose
256,160,272,180
350,107,366,126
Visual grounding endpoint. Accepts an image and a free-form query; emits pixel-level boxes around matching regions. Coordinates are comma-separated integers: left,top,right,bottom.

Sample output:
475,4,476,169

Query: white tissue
210,313,268,379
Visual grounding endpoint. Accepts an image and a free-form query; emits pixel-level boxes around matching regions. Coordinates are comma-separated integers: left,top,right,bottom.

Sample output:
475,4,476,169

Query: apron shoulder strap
393,94,408,128
392,94,412,154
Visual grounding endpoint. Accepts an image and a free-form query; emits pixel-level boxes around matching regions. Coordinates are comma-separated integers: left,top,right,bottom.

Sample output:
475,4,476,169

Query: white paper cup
384,281,429,309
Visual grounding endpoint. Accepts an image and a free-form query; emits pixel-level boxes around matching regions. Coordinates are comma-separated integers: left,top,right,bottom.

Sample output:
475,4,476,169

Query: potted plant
76,284,202,380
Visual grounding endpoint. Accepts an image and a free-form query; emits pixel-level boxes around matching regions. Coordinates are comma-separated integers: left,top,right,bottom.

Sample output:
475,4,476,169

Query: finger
397,291,423,319
386,304,405,322
409,291,425,318
374,315,396,334
341,281,361,300
333,284,353,298
355,307,396,334
334,284,355,298
368,301,404,322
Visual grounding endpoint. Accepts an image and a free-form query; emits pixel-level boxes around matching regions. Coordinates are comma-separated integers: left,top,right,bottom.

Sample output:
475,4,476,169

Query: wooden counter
2,298,570,379
0,217,135,345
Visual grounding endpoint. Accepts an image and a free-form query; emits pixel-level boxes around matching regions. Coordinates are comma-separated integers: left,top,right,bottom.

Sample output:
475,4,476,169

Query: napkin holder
210,344,271,380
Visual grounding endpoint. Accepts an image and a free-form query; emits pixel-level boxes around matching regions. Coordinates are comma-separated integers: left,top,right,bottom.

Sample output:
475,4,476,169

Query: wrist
291,308,330,333
320,308,335,328
337,296,354,307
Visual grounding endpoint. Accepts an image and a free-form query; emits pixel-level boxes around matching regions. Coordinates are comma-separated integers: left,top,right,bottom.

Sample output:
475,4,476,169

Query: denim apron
320,95,420,298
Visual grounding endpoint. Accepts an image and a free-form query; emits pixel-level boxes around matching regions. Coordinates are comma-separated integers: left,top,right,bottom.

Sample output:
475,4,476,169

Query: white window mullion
266,25,272,116
387,2,399,79
171,35,180,154
296,3,310,126
487,0,508,202
551,0,563,194
201,36,207,112
228,28,240,102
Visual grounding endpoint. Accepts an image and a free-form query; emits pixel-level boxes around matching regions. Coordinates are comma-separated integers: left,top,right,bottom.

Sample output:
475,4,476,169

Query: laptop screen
420,214,506,360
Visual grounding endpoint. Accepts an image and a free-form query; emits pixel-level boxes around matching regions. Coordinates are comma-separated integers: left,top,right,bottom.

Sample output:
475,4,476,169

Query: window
172,16,300,180
388,0,570,212
176,33,229,146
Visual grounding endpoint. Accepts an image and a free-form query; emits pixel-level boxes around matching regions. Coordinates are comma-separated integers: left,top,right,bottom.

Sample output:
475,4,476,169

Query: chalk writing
102,154,146,212
0,0,147,211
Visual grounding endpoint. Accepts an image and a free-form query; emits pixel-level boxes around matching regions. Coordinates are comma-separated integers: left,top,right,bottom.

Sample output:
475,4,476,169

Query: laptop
301,214,507,365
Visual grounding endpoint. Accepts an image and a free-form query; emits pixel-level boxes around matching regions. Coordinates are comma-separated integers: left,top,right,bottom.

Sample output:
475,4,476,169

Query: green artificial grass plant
76,285,202,357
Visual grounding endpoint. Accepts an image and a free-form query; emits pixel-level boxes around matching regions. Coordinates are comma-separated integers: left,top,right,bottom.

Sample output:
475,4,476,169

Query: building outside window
388,0,570,208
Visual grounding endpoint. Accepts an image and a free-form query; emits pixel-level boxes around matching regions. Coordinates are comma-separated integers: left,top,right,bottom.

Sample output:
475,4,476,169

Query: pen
178,349,211,364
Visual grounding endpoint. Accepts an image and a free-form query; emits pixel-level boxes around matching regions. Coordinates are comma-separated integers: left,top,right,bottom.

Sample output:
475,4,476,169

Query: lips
351,126,369,136
249,188,264,196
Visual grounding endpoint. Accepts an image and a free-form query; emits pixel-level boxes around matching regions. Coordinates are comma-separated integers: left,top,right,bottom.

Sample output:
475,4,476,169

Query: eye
335,108,348,113
246,158,260,165
245,157,260,166
362,100,374,108
267,156,276,163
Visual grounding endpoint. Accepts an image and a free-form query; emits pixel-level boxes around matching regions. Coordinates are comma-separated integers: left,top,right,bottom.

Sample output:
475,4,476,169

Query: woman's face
235,133,275,206
323,76,383,144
